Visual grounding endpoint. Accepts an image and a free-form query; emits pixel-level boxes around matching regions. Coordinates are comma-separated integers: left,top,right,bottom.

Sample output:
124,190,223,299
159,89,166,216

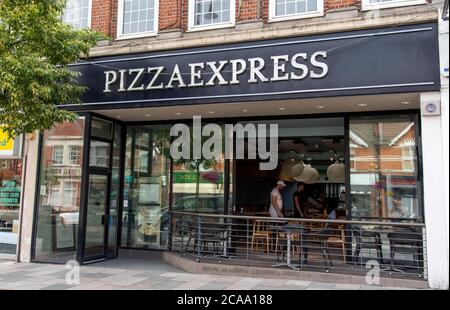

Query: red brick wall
90,0,387,39
326,0,358,10
159,0,182,31
237,0,260,22
180,0,189,32
91,0,112,35
91,0,119,38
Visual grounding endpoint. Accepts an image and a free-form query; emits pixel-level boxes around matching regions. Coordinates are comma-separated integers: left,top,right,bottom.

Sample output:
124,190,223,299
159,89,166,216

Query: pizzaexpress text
103,51,328,93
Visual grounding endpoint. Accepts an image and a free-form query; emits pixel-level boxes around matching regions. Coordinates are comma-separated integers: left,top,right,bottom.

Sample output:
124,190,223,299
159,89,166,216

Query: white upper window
188,0,235,31
361,0,427,11
62,0,92,29
269,0,323,22
117,0,159,39
52,145,64,165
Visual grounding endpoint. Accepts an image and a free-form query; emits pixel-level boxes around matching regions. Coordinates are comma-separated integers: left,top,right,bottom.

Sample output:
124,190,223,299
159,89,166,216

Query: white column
438,12,449,287
17,132,40,263
420,91,449,289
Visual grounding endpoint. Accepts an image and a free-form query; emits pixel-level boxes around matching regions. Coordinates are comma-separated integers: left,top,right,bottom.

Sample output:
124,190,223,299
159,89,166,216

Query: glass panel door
83,174,109,260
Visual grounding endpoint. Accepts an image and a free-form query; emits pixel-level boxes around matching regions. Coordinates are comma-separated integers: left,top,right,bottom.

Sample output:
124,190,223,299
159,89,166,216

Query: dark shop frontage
28,22,441,284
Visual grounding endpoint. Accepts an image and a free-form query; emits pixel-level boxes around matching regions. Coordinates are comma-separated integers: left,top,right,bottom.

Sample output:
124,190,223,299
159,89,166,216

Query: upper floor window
117,0,159,39
62,0,92,29
69,145,82,165
52,145,64,165
361,0,427,11
188,0,235,31
269,0,324,22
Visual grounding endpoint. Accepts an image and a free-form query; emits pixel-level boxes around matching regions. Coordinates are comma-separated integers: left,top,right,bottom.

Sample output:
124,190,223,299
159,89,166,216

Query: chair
181,219,225,257
250,220,271,253
306,214,328,230
386,230,423,276
324,224,347,263
352,228,383,265
199,222,225,256
305,224,347,270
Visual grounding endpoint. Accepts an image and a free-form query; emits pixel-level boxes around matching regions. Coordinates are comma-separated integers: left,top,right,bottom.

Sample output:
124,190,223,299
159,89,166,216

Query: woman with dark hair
293,182,306,218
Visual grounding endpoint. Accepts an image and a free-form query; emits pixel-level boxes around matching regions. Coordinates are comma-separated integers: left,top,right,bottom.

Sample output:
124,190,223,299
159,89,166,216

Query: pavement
0,258,421,290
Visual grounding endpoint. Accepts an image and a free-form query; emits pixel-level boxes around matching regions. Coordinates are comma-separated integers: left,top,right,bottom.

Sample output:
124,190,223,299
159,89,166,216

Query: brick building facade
87,0,433,40
7,0,448,290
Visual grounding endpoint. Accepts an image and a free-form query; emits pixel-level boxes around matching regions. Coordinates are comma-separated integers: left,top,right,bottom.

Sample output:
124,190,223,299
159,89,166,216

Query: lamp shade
327,162,345,183
305,167,320,184
293,164,313,182
279,159,297,181
290,163,305,178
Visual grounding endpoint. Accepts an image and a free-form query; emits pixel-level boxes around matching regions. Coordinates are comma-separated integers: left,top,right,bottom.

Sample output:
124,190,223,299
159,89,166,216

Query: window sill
187,22,235,33
268,11,324,23
361,0,427,11
116,32,158,41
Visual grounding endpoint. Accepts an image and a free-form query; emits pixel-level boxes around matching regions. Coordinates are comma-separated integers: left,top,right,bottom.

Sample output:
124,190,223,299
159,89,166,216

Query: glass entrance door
80,116,121,263
83,174,109,260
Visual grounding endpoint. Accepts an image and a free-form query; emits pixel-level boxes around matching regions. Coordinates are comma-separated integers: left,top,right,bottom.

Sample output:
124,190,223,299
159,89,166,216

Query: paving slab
0,258,425,290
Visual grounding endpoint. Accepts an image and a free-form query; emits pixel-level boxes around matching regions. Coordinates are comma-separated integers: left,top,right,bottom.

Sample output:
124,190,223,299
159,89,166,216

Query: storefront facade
0,132,24,258
14,0,449,289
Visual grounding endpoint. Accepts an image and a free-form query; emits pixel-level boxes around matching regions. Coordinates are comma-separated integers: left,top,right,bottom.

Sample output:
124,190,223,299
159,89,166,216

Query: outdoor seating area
171,211,426,280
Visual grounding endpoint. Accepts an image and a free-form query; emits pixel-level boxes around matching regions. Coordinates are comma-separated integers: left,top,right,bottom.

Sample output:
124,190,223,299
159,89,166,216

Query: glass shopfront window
172,124,225,214
349,114,422,221
0,159,22,255
172,160,225,214
122,125,171,249
34,118,85,262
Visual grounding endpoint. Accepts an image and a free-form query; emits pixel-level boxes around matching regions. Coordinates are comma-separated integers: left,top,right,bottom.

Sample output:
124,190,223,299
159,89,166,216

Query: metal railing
169,211,427,280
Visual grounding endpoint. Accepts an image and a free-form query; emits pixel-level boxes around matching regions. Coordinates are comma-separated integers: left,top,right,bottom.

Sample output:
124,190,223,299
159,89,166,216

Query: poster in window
54,216,76,250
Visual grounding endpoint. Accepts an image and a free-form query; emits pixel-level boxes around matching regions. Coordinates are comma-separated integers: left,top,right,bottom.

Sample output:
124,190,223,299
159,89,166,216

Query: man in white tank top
269,180,286,218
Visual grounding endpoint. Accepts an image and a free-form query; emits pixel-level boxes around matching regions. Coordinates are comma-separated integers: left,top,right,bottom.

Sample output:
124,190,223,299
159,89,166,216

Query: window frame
62,0,93,29
62,181,77,206
117,0,160,40
69,145,82,166
268,0,324,23
188,0,236,32
52,145,64,165
361,0,427,11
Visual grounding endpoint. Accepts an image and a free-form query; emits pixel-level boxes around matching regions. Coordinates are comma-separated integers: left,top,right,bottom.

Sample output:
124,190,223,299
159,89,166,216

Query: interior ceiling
278,137,344,154
93,92,420,122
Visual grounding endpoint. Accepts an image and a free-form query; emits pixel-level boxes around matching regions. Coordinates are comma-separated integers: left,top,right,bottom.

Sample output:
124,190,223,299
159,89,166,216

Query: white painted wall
17,132,40,263
421,93,449,288
437,13,449,289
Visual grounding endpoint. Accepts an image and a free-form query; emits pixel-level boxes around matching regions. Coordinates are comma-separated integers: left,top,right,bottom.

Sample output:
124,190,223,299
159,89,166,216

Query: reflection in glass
172,125,225,214
122,125,171,249
84,174,108,258
89,140,110,168
275,0,318,17
0,159,23,255
91,117,112,140
194,0,231,26
349,115,422,221
34,118,85,262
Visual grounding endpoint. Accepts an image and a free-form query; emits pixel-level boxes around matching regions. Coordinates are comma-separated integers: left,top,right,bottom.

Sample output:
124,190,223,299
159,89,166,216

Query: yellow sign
0,130,14,156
